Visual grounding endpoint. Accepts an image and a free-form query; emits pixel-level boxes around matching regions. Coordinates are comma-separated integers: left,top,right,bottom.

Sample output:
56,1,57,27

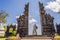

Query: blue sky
0,0,60,35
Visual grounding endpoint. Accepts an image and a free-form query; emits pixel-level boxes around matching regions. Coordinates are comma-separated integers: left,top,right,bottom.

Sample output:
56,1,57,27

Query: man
33,24,38,35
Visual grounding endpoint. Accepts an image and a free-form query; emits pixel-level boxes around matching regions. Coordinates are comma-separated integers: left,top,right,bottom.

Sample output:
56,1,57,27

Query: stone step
21,37,52,40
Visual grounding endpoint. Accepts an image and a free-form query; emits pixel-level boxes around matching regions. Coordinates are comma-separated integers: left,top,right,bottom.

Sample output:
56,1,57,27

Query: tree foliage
0,10,9,23
58,11,60,14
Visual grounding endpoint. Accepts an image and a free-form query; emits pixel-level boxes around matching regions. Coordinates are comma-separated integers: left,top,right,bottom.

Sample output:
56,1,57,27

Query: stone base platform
21,36,52,40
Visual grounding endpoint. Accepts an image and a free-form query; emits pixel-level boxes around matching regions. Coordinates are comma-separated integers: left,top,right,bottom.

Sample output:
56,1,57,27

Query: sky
0,0,60,35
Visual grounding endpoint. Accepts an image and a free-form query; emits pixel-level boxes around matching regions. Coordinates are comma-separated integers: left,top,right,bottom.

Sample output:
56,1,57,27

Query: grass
0,36,6,40
0,38,6,40
0,36,16,40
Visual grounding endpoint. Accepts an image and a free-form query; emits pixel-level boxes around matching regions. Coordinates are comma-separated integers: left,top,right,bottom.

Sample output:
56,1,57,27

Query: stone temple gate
17,2,55,37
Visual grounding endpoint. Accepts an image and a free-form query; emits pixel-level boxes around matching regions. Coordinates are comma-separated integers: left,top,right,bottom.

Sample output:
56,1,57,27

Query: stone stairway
21,36,52,40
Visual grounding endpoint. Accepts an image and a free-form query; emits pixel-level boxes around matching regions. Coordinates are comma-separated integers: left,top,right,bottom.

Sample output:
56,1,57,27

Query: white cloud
56,0,60,3
16,16,19,18
29,18,37,24
45,0,60,12
12,23,17,25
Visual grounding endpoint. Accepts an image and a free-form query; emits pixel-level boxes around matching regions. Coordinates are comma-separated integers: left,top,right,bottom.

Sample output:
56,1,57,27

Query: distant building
39,2,55,37
56,24,60,35
0,24,5,37
17,3,29,37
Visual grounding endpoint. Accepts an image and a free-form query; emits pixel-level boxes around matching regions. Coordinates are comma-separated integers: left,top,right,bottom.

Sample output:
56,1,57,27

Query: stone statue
33,24,38,35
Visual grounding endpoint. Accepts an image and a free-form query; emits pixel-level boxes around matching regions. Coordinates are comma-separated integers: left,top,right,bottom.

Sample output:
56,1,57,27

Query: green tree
0,10,9,24
58,12,60,14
